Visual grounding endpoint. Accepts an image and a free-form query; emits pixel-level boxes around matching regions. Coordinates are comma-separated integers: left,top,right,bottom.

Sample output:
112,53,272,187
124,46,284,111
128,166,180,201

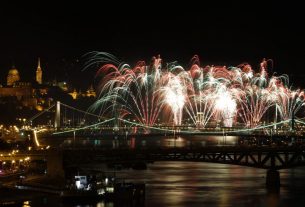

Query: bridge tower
54,101,61,130
196,112,204,128
113,102,119,132
290,111,295,131
274,105,278,130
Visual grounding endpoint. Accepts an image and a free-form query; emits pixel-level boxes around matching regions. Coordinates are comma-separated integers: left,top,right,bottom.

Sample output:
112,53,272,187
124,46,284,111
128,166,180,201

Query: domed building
7,66,20,86
0,59,48,110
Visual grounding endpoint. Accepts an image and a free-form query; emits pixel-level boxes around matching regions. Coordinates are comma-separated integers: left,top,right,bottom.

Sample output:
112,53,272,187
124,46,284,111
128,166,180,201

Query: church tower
36,58,42,84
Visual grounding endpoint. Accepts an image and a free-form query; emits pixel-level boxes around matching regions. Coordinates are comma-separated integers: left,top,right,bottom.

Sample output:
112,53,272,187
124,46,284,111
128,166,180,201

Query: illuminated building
85,85,96,98
0,58,95,117
7,65,20,86
0,60,49,110
36,58,43,84
68,85,96,100
69,89,78,100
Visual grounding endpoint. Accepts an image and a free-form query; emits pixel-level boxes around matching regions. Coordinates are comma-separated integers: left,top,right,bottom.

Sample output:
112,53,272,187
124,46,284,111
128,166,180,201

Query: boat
60,173,145,202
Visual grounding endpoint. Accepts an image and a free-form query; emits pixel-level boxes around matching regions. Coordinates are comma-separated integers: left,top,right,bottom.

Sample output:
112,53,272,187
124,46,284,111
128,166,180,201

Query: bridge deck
61,146,305,170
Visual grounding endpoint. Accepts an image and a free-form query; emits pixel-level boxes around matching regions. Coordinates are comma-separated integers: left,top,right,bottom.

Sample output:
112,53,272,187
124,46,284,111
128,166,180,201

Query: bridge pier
47,150,65,179
266,169,280,188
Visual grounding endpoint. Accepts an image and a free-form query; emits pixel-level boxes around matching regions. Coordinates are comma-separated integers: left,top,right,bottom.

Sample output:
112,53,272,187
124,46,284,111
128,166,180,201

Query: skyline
0,1,304,88
1,2,305,206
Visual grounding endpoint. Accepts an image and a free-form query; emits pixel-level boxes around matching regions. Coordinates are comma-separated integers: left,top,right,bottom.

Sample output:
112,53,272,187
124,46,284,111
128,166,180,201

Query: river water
20,136,305,206
25,162,305,207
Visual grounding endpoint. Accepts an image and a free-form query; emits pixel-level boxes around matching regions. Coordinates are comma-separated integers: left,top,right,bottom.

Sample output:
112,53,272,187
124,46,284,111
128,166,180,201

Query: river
22,161,305,207
14,135,305,206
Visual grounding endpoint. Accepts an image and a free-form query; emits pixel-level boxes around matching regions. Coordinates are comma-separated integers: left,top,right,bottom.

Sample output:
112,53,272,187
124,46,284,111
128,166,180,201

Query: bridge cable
52,118,115,135
60,102,103,118
26,104,55,125
118,118,292,135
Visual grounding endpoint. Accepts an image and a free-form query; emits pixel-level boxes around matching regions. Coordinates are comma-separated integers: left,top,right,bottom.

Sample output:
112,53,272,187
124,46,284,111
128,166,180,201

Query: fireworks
164,75,185,125
88,52,305,128
215,86,237,127
89,54,165,126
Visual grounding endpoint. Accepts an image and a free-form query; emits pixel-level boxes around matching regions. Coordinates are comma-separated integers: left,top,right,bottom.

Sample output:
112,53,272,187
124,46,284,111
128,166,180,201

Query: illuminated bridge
25,101,305,138
17,101,305,188
8,145,305,188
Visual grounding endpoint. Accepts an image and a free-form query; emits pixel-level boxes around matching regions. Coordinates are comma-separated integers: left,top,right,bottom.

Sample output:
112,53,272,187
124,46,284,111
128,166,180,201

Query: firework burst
87,52,305,129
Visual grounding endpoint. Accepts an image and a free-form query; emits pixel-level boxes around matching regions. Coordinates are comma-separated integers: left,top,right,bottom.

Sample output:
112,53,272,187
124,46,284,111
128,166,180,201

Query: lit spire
36,57,42,84
37,58,41,70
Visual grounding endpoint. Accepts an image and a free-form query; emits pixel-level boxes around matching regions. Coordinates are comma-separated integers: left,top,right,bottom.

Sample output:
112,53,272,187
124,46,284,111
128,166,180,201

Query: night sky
0,1,304,89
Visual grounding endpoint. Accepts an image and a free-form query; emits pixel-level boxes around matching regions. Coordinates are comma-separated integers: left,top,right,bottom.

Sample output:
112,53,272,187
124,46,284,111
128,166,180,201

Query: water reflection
36,136,305,206
96,203,114,207
23,200,31,207
58,135,239,150
266,188,280,207
23,162,305,207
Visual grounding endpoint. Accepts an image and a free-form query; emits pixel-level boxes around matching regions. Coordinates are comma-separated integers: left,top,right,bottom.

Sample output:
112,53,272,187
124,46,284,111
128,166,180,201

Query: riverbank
16,175,65,194
0,174,65,206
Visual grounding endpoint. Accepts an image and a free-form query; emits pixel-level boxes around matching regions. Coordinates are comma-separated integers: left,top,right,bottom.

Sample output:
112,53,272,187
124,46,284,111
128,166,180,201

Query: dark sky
0,1,304,88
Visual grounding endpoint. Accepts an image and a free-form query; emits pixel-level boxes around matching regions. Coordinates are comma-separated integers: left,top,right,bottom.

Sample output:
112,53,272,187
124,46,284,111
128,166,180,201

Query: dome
8,68,19,75
7,66,20,86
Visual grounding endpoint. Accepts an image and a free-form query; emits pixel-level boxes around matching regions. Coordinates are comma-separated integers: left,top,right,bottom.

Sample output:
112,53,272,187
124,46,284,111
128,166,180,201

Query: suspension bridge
4,101,304,189
23,101,305,138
